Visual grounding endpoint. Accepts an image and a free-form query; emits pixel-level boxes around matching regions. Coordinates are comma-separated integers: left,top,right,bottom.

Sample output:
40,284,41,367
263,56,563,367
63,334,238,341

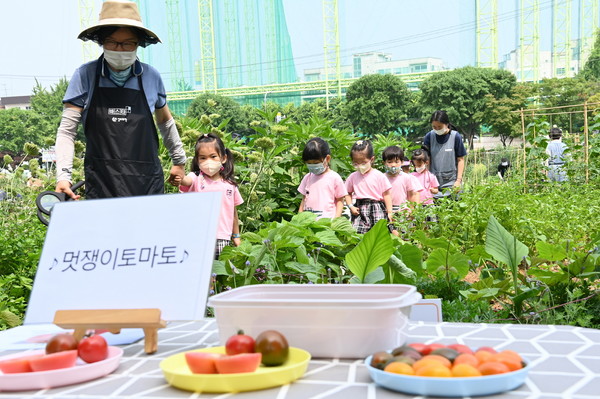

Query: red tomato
447,344,474,354
185,352,223,374
407,343,428,355
214,353,262,374
78,335,108,363
45,333,78,354
0,355,43,374
29,350,78,372
422,343,446,356
225,331,255,355
477,346,497,354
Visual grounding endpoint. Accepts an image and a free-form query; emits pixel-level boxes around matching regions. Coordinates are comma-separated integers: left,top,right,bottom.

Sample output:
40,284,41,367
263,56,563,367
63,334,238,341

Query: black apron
84,64,164,199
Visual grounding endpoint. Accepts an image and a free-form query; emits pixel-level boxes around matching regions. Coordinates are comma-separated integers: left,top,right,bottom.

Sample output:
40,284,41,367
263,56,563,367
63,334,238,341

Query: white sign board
25,192,221,324
41,146,56,162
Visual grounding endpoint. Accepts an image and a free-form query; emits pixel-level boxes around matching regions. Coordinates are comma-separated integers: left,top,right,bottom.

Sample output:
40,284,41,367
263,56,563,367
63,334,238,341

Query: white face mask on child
415,166,426,173
200,160,222,176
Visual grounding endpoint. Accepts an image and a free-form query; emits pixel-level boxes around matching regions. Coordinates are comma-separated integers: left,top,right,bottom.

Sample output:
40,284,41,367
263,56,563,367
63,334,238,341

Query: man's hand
168,164,185,186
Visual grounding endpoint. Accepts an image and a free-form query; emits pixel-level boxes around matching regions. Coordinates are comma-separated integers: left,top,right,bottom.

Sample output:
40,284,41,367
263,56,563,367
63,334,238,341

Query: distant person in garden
497,158,510,180
421,110,467,198
174,133,243,259
54,0,186,199
382,146,421,213
344,140,393,234
298,137,347,219
411,149,439,206
546,127,568,182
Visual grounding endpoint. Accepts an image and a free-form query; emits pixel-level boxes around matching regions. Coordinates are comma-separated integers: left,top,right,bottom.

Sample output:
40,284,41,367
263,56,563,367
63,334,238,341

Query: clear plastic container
207,284,421,358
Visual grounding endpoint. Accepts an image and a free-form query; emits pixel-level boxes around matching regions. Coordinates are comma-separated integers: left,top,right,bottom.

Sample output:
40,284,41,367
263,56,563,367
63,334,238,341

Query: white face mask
433,128,448,136
416,166,426,173
355,163,371,175
103,49,137,70
200,160,222,176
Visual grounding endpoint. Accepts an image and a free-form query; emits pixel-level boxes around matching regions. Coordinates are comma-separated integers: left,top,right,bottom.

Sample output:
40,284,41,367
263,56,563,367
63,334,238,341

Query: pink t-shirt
411,170,439,205
298,170,347,219
180,173,244,240
386,172,423,208
345,169,392,201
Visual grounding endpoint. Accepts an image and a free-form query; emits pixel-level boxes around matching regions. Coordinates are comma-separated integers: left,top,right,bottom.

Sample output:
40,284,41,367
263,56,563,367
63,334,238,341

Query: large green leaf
330,217,356,235
425,248,470,279
345,220,394,283
485,215,528,271
396,244,424,275
290,212,317,227
536,241,567,262
388,254,417,280
315,230,343,246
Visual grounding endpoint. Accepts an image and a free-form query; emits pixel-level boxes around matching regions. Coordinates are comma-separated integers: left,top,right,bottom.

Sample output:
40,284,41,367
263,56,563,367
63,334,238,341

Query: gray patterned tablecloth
1,320,599,398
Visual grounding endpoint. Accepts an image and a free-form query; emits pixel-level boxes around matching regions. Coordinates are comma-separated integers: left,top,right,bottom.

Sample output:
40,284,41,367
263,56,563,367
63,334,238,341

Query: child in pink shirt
410,149,439,205
298,137,347,219
175,133,243,259
382,146,422,212
345,140,392,234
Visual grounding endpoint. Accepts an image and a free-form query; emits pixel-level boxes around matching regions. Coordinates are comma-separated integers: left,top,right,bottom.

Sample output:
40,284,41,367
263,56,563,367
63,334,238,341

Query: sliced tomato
29,350,78,372
185,352,223,374
214,353,262,374
0,355,42,374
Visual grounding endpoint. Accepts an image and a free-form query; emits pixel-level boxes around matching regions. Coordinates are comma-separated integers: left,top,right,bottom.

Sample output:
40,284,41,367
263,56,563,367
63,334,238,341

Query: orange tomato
421,354,451,368
478,361,510,375
454,353,480,368
384,361,415,375
413,358,448,372
474,350,494,364
416,364,452,377
451,363,482,377
491,353,522,371
498,349,522,362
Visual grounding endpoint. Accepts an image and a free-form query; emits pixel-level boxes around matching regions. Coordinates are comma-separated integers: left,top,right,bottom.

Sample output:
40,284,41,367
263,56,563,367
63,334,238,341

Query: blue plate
365,355,529,397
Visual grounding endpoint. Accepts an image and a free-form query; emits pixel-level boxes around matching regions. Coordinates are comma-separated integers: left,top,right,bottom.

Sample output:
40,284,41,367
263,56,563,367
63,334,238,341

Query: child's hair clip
202,133,209,138
356,140,363,145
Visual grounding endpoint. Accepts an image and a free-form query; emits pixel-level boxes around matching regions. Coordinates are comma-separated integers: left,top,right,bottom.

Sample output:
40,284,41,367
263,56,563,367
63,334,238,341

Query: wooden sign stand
53,308,166,354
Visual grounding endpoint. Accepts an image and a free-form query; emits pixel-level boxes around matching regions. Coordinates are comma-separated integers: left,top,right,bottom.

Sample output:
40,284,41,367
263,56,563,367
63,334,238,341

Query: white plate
365,355,529,397
0,346,123,391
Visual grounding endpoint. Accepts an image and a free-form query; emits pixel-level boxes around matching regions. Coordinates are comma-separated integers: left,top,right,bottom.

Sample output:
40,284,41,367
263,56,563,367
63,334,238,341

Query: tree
288,97,351,130
0,108,44,153
344,74,411,137
579,29,600,81
535,77,600,133
418,67,517,148
30,78,69,142
480,83,531,147
187,93,250,135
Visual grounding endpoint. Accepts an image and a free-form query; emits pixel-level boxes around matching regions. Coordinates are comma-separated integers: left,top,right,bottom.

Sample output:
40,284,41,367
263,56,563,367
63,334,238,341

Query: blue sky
0,0,567,97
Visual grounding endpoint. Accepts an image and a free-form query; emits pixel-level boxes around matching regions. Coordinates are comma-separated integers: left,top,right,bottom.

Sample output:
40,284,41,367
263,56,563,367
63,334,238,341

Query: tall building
304,53,447,90
135,0,297,93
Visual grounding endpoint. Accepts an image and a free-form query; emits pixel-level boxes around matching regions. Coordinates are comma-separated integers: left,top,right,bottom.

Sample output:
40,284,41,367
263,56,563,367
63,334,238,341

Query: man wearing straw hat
54,0,186,199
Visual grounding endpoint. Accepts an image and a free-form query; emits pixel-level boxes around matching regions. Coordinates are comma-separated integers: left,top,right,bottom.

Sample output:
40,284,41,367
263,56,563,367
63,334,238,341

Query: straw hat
78,0,160,46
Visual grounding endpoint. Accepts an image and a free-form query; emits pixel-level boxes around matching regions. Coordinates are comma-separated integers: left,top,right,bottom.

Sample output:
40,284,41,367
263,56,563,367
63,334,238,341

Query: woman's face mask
103,49,137,71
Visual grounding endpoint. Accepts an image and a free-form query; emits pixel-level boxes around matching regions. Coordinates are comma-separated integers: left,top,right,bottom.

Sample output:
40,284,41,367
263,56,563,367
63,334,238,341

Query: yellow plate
160,346,311,393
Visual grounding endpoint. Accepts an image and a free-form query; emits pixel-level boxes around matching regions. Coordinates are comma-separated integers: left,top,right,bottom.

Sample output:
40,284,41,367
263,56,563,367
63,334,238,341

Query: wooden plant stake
53,308,166,354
